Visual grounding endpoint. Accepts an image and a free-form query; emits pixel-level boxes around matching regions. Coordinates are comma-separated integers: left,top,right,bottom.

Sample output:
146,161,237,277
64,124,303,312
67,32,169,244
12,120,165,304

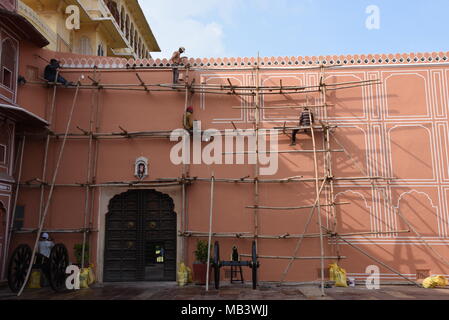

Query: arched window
105,0,119,24
97,43,105,57
1,39,17,90
130,24,134,47
125,15,130,39
134,30,138,53
120,6,125,32
79,36,93,55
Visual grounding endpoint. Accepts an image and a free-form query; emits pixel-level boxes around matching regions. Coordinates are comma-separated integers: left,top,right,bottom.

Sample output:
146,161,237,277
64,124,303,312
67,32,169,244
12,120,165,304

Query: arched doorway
103,190,177,282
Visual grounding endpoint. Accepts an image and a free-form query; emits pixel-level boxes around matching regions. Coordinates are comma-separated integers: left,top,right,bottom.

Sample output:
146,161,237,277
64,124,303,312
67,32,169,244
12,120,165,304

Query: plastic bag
329,263,348,287
79,268,90,289
422,275,448,288
28,270,41,289
177,262,189,287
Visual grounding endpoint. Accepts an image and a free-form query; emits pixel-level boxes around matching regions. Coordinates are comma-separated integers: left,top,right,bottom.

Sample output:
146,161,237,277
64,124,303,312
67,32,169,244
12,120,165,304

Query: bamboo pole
13,228,91,234
205,174,215,292
240,254,347,260
17,175,391,188
280,179,327,283
222,149,344,155
39,75,59,224
81,69,98,270
245,202,349,210
3,136,26,277
254,54,261,262
308,89,326,296
18,80,81,296
179,229,410,239
336,235,419,287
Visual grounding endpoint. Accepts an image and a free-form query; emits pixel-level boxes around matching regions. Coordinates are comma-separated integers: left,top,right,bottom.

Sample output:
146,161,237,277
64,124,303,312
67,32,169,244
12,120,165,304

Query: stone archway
103,190,177,282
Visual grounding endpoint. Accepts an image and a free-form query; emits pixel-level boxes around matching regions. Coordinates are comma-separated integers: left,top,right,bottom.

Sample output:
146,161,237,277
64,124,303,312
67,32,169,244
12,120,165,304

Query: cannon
7,243,69,293
212,241,260,290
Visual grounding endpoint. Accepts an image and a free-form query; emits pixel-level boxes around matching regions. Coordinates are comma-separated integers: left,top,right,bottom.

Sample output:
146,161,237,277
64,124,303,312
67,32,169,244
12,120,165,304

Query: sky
139,0,449,60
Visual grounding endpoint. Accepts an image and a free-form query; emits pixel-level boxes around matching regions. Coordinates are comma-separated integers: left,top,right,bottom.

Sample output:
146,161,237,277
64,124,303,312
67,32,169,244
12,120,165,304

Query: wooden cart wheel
251,241,258,290
48,244,69,292
213,241,220,289
7,244,32,293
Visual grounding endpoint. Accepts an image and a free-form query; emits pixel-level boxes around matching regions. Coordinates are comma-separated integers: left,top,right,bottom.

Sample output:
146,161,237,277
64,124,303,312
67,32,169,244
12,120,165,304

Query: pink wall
9,49,449,283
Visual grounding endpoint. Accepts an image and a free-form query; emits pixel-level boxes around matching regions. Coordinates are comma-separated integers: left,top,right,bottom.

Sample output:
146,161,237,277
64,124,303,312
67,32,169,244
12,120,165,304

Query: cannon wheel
213,241,220,289
251,241,258,290
7,244,32,293
48,244,69,292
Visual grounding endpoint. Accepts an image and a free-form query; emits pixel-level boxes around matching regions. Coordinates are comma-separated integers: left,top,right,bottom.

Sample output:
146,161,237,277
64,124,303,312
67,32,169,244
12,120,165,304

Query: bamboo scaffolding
245,202,349,210
336,234,419,287
18,80,81,297
330,132,449,270
179,229,410,239
233,104,334,110
26,77,379,96
81,69,99,269
3,136,26,276
309,103,326,296
280,179,327,283
16,175,392,189
240,254,347,260
56,63,346,72
13,228,92,234
222,149,344,155
205,174,215,292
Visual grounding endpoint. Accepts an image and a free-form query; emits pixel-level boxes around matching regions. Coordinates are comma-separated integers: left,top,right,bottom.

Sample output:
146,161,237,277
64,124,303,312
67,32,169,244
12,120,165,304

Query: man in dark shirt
291,108,315,146
44,59,71,86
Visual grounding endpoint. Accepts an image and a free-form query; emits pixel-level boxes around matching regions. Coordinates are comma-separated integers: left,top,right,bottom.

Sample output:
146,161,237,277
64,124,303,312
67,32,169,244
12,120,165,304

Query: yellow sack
177,263,189,287
329,263,348,287
423,275,448,288
28,270,41,289
79,268,90,289
87,266,96,285
186,266,193,284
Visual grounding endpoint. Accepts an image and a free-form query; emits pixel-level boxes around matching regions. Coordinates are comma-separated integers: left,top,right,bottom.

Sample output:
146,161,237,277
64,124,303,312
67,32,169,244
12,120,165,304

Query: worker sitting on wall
170,47,187,84
44,59,73,86
290,107,315,146
183,106,194,134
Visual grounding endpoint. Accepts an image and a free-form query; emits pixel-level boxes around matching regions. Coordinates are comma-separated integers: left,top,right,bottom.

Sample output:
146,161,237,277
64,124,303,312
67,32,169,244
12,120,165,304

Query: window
120,7,125,32
13,206,24,230
79,36,92,55
97,44,105,57
1,39,16,90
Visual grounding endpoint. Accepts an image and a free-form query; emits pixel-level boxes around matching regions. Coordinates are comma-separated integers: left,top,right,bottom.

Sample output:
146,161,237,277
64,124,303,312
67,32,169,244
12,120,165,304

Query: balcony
18,0,57,47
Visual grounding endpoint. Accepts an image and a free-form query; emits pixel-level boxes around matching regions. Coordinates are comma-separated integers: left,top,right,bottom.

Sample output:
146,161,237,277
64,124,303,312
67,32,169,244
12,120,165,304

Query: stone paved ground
1,282,449,300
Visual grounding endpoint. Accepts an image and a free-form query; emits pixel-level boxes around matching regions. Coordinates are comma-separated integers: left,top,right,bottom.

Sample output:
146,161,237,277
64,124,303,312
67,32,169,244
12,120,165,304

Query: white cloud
139,0,237,59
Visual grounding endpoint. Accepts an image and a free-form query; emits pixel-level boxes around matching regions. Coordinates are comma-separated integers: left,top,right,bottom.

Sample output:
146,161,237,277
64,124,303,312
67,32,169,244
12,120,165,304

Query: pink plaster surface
9,47,449,283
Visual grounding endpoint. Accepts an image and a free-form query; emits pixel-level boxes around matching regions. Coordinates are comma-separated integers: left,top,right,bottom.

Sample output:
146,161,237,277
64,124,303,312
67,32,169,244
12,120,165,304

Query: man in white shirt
38,233,54,259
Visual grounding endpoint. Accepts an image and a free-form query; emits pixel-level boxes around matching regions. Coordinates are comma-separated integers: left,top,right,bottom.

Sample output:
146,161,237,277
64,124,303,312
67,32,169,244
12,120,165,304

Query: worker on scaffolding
44,59,73,86
170,47,187,84
290,107,315,146
183,106,194,134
